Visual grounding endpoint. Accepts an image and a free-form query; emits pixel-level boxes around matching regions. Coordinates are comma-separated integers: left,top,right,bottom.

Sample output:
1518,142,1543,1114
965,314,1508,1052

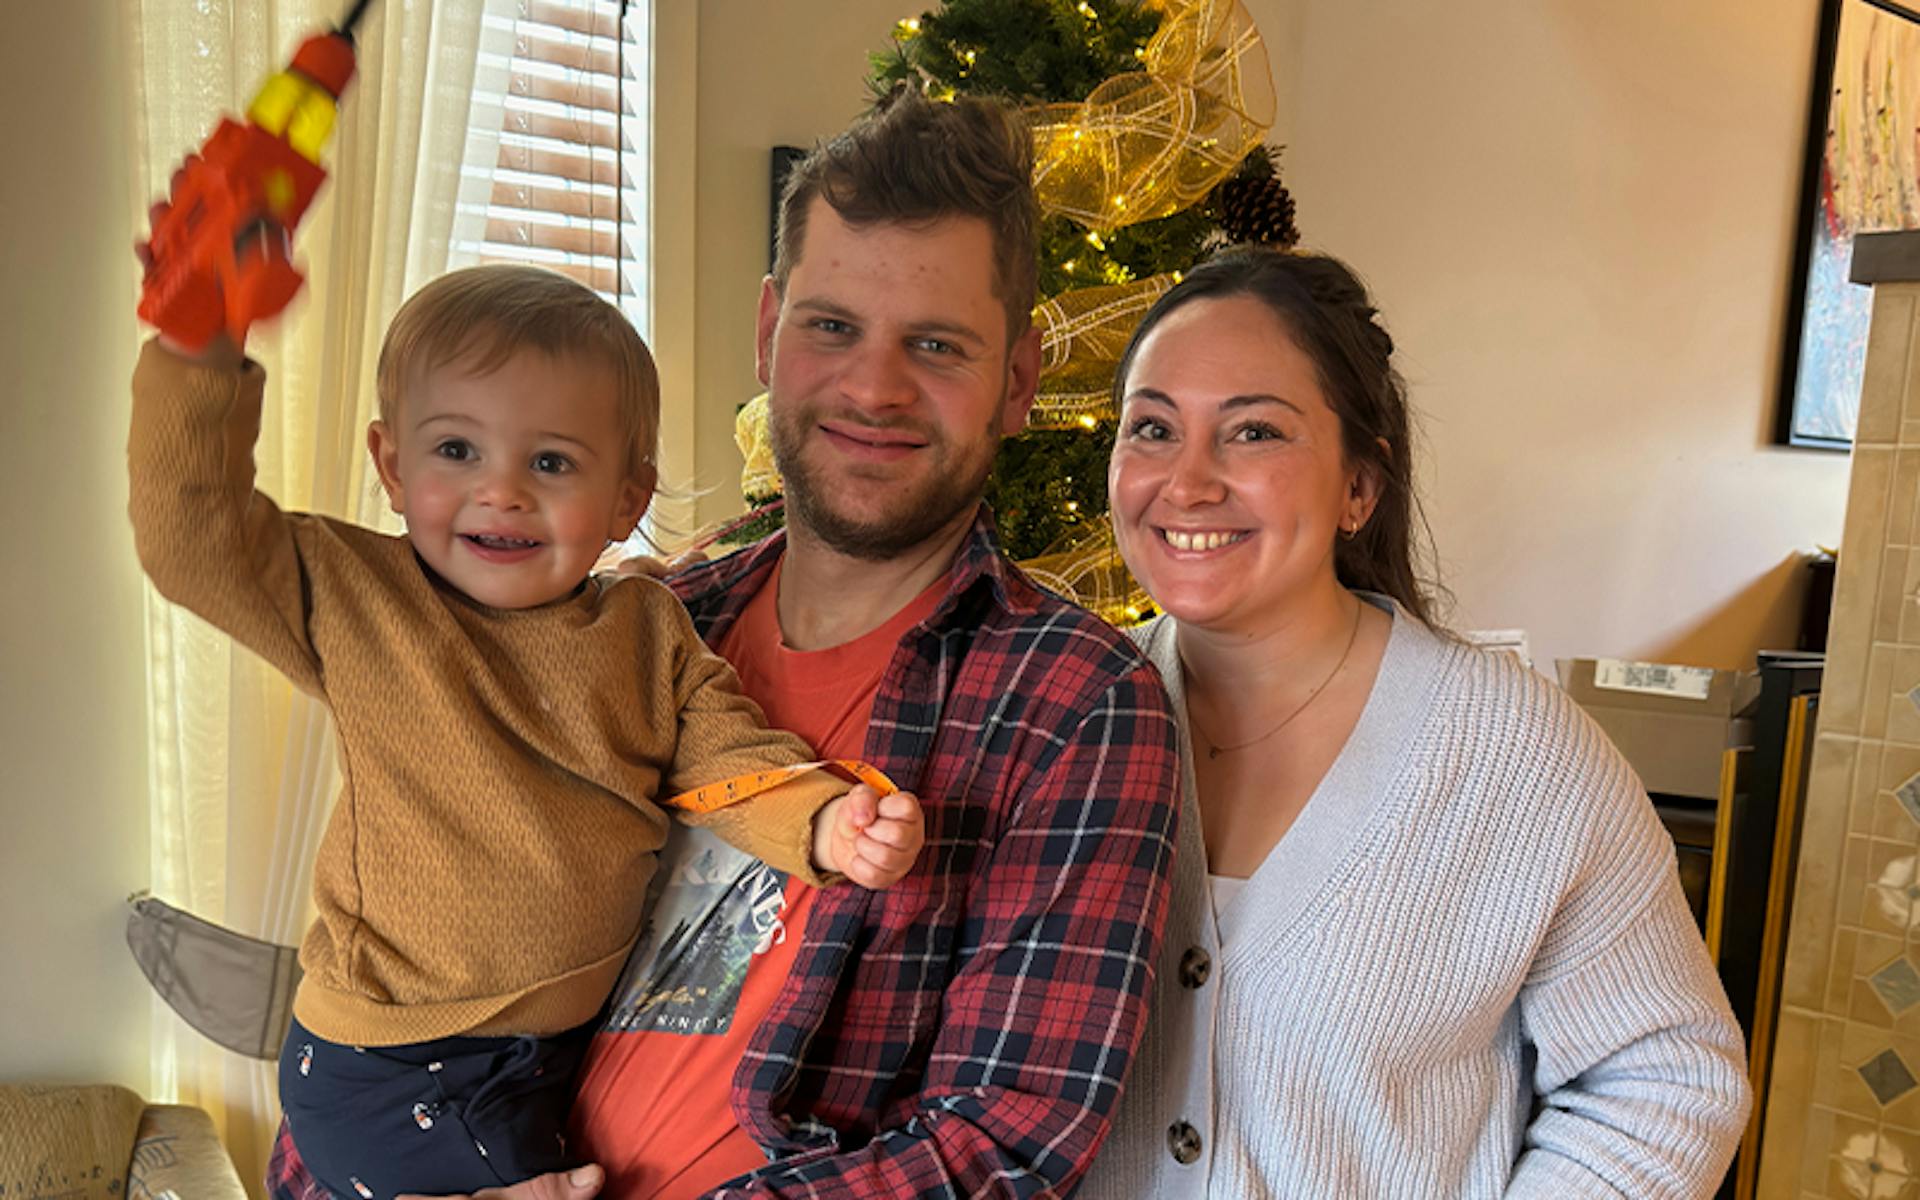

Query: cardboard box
1556,658,1759,801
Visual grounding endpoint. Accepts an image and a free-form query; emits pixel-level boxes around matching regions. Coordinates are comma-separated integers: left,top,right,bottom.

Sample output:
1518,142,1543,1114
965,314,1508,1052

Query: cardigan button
1179,946,1211,988
1168,1120,1203,1165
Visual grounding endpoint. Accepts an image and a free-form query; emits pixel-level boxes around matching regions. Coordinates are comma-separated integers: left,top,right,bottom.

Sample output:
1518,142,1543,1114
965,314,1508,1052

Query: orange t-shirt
571,559,942,1200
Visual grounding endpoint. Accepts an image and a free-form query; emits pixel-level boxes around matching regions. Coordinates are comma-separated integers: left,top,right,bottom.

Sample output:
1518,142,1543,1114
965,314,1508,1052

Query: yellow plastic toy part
247,70,341,164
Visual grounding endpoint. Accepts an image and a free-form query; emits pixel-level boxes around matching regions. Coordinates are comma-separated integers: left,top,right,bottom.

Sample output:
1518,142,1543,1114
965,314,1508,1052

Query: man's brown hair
772,88,1039,341
376,265,659,478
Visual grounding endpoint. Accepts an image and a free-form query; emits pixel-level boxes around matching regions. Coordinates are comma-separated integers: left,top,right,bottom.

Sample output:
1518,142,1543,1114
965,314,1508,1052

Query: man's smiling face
756,198,1036,560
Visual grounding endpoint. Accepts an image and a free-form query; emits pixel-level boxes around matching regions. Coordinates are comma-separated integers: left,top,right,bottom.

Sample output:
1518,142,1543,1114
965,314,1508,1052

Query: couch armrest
131,1104,248,1200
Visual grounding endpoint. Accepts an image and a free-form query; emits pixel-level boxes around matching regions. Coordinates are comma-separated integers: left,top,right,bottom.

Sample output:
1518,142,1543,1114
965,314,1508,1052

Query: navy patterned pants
277,1016,592,1200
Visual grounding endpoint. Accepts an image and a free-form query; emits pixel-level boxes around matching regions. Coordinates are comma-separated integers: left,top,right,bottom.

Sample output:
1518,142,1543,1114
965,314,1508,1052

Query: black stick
337,0,377,37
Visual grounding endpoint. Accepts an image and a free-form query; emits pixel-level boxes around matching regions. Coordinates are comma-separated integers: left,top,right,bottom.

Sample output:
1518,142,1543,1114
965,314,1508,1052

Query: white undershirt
1208,873,1246,927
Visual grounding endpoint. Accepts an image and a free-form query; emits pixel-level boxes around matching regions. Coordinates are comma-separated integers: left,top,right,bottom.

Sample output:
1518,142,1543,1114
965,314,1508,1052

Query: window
452,0,651,336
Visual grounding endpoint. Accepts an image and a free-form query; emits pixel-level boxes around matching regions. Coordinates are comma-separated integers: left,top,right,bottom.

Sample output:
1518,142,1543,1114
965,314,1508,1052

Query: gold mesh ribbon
1020,515,1152,626
736,392,782,499
1030,0,1274,234
1032,273,1176,428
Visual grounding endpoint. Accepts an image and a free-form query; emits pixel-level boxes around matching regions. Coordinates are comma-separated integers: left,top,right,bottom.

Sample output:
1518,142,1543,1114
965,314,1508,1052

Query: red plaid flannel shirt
269,512,1181,1199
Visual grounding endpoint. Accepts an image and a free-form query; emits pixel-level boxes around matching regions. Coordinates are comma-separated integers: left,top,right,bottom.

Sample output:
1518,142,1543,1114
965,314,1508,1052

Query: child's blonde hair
377,265,658,479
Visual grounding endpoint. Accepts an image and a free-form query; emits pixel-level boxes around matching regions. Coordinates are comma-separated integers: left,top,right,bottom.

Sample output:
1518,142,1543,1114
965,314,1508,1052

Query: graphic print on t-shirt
570,562,946,1199
602,826,787,1036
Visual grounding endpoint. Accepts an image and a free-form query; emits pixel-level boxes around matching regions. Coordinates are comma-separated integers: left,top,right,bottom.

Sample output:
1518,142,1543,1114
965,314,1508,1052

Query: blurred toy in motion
137,0,373,350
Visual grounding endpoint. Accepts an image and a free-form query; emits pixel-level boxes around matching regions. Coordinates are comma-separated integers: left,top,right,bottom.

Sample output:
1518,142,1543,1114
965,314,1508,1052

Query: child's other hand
814,785,925,889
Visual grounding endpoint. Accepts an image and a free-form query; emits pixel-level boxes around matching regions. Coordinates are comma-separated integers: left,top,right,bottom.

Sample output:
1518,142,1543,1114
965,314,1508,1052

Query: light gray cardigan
1078,601,1750,1198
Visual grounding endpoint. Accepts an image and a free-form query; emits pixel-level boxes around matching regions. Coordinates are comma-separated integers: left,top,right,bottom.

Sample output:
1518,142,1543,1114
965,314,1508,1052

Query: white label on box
1593,658,1715,701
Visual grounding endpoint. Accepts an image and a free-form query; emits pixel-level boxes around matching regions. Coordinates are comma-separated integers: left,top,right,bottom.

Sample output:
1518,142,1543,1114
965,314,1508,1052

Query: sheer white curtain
122,0,512,1188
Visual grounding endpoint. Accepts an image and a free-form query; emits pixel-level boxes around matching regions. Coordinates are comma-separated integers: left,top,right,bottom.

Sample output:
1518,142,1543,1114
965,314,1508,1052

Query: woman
1080,249,1750,1198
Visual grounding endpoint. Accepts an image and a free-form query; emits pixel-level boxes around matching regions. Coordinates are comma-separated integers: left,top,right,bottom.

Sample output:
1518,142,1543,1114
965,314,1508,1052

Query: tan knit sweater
128,342,845,1047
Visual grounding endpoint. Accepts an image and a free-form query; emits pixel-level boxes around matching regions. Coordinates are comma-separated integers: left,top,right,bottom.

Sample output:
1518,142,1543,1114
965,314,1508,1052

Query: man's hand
395,1165,603,1200
813,784,925,888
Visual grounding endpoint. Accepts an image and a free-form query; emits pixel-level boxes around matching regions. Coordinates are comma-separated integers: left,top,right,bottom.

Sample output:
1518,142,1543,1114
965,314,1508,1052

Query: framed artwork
1776,0,1920,448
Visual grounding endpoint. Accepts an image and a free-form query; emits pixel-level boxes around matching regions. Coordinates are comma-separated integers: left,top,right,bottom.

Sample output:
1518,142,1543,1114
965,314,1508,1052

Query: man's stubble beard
768,401,1001,562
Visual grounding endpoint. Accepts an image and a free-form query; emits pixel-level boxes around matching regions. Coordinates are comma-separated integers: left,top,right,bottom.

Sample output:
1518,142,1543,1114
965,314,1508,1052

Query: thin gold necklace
1190,600,1365,761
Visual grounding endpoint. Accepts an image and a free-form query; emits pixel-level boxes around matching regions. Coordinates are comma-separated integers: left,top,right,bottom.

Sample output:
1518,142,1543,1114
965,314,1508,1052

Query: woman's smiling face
1109,294,1371,634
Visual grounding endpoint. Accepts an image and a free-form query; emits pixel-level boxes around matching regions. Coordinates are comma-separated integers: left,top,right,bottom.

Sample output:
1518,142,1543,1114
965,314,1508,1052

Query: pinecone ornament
1214,175,1299,248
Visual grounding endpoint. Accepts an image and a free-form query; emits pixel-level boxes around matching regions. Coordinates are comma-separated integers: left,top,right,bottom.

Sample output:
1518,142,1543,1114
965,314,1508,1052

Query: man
272,88,1181,1200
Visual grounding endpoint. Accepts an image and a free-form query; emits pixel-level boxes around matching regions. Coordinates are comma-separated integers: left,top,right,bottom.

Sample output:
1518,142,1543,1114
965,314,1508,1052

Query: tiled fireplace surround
1760,232,1920,1200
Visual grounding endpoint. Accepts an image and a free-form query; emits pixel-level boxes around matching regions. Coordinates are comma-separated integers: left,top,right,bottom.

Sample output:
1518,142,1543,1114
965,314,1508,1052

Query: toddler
127,264,922,1200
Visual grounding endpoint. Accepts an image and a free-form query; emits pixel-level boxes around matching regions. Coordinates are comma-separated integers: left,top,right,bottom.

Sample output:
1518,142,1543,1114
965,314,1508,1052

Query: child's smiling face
368,347,652,610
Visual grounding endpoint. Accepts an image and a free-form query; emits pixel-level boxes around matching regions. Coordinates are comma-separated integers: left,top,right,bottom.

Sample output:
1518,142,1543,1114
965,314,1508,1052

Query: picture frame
1775,0,1920,448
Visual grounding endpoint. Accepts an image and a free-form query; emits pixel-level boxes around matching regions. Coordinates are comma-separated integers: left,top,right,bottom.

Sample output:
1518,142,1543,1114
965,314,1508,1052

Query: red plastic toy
138,4,371,350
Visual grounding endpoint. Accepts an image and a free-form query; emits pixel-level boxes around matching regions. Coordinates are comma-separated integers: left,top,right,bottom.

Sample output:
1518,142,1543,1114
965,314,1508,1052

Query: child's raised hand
813,784,925,889
137,157,245,366
135,157,193,276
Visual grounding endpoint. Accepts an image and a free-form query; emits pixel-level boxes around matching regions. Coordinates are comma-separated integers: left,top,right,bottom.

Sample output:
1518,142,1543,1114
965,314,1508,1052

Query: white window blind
453,0,651,336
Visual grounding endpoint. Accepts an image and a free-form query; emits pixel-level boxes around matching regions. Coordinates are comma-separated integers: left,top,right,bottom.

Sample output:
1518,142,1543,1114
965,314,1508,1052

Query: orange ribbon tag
662,760,899,816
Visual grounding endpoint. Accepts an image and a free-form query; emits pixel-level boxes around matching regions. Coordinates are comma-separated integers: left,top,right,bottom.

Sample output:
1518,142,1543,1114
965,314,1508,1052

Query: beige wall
1261,0,1850,668
682,0,941,531
0,6,152,1087
686,0,1852,672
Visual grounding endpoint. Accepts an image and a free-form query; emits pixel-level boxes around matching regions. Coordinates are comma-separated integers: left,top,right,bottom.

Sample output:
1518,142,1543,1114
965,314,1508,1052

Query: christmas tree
739,0,1297,619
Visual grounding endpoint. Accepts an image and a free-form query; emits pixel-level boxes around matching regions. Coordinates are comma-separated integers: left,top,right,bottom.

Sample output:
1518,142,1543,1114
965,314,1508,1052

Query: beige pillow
0,1084,146,1200
131,1104,249,1200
